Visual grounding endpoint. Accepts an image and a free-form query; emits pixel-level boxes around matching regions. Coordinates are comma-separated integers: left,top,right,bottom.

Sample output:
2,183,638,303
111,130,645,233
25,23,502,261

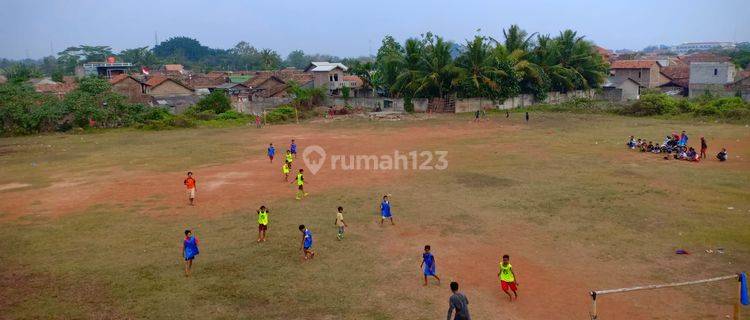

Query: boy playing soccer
290,139,297,158
498,254,518,301
183,172,196,206
182,229,199,276
291,169,308,200
285,150,294,170
282,161,291,182
257,205,269,242
299,224,315,260
421,245,440,286
267,143,275,163
380,194,394,225
334,206,347,240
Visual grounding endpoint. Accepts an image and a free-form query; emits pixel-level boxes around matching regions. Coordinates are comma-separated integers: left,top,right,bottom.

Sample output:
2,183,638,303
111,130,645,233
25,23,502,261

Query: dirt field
1,112,749,319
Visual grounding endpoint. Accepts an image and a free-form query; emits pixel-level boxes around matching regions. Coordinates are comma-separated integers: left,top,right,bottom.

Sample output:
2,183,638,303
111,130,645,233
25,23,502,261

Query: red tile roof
144,76,169,87
108,74,131,84
610,60,658,69
678,53,731,64
660,65,690,88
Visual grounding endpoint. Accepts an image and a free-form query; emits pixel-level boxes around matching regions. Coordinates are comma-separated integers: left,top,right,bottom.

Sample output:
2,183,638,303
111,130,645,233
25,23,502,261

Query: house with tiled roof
610,60,666,88
658,65,690,96
109,74,150,103
143,76,193,97
304,62,348,95
594,46,614,62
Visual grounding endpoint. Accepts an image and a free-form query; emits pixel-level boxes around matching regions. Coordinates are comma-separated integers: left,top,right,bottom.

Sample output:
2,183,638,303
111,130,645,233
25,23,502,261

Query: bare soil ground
0,113,748,319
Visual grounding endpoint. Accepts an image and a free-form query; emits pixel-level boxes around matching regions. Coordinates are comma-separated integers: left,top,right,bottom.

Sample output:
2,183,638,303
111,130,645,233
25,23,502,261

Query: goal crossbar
589,273,741,320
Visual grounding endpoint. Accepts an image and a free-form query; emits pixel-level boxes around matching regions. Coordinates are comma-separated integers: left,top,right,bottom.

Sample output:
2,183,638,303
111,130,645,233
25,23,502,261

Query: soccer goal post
589,273,742,319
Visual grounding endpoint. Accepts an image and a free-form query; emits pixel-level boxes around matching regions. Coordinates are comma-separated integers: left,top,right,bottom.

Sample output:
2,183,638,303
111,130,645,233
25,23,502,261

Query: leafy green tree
119,47,160,67
153,37,210,61
259,49,282,70
195,90,232,114
5,64,42,83
284,50,310,69
374,35,405,94
348,60,375,91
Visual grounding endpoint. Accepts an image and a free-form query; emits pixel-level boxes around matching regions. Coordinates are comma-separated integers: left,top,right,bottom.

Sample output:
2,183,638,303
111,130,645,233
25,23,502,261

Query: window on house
714,69,718,76
334,74,339,81
329,75,333,82
638,71,642,78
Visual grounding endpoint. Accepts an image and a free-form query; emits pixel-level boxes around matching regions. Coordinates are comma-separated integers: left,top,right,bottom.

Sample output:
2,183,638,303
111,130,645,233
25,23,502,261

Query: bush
141,114,196,130
195,90,231,114
215,110,245,120
266,105,297,123
620,93,677,116
724,108,750,120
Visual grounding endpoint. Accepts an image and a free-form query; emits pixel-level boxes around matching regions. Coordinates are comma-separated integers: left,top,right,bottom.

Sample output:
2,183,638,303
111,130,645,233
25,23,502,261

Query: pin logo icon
302,145,326,175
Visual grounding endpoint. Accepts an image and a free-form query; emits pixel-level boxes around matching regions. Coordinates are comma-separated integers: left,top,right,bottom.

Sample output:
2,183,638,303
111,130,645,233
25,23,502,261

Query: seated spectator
646,141,654,152
686,147,697,161
663,135,671,147
717,148,728,162
652,144,661,153
627,136,636,149
676,148,687,160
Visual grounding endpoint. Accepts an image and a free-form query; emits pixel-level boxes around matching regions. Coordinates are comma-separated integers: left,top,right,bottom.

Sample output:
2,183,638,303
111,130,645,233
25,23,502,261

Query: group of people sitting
626,130,728,162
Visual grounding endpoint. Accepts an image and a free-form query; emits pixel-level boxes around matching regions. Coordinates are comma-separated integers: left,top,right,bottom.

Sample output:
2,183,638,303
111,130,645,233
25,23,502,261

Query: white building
671,42,735,54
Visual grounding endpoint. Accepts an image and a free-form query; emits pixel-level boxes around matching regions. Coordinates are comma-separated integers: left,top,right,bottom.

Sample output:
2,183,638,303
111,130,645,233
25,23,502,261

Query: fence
453,90,596,113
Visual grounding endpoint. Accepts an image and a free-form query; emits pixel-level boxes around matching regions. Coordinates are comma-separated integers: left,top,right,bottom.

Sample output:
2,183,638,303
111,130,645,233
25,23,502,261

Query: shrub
215,110,245,120
141,114,196,130
620,93,677,116
195,90,231,114
266,105,297,123
404,96,414,113
723,108,750,120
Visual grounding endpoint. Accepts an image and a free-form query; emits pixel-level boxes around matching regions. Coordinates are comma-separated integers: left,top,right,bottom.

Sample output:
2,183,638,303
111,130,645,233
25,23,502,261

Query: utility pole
154,31,158,47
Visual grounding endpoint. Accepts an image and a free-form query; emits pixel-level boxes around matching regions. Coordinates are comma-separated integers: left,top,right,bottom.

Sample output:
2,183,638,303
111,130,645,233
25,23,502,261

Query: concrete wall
598,88,623,102
330,97,428,112
235,97,294,114
689,62,735,85
454,89,596,113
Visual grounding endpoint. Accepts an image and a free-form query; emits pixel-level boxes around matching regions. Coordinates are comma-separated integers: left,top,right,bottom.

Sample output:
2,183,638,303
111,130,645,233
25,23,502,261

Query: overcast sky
1,0,748,60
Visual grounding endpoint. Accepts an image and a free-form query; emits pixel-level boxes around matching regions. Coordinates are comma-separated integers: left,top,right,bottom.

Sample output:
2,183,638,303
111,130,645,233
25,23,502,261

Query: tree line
367,25,609,102
0,36,370,77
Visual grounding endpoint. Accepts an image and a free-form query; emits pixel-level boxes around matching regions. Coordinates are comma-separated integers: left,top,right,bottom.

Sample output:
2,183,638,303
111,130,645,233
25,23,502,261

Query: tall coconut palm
391,39,423,97
411,36,464,98
456,36,506,99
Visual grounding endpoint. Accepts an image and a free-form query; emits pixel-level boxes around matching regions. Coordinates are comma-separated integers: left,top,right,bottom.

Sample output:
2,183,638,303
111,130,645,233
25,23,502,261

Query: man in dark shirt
447,281,470,320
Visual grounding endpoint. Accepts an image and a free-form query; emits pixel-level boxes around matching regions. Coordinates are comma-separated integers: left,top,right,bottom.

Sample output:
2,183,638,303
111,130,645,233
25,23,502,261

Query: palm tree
391,39,423,97
530,31,607,93
456,36,506,100
412,36,464,98
497,24,537,53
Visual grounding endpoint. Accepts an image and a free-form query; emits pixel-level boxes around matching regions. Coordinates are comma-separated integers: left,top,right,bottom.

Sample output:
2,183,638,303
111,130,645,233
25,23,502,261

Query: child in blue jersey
267,143,275,163
380,194,394,225
290,139,297,158
182,229,200,277
421,245,440,286
299,224,315,260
